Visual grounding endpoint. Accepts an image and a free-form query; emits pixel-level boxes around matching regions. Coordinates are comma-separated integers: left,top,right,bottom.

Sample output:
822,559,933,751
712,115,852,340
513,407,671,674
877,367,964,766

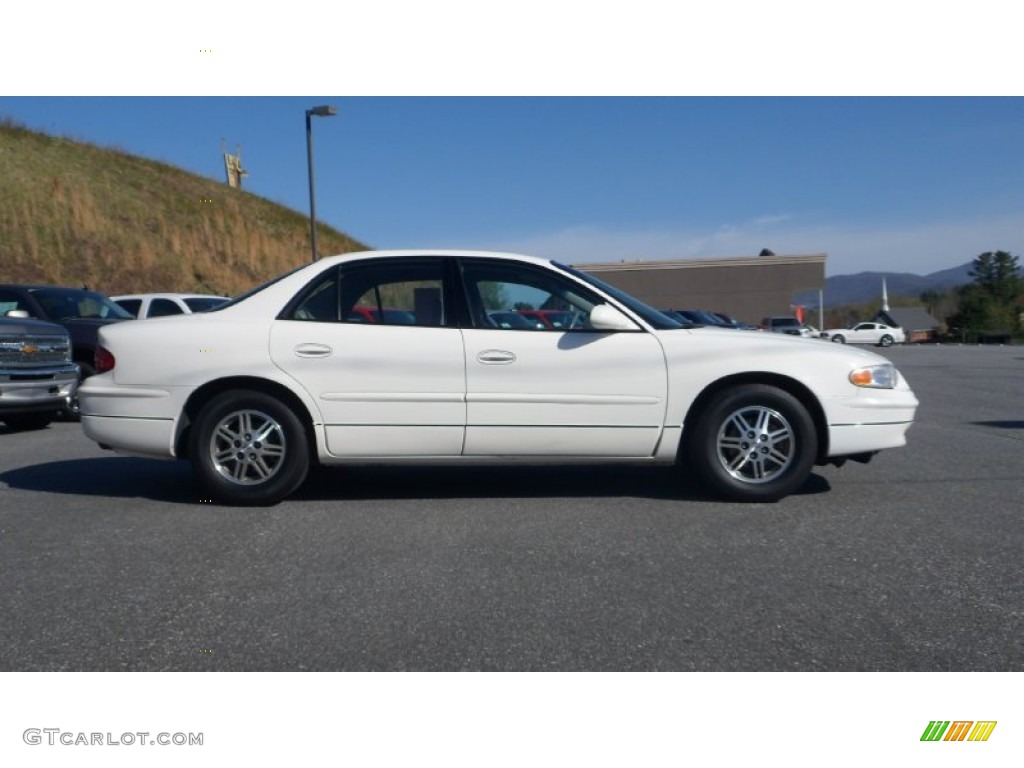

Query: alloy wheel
715,405,795,484
209,409,287,485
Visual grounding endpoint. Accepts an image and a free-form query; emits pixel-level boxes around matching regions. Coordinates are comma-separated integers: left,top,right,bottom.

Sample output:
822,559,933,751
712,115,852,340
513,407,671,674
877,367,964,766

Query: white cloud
487,210,1024,276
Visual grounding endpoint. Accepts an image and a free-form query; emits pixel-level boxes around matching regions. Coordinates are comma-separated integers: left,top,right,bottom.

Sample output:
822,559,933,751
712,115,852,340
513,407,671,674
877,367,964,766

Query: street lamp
305,104,337,262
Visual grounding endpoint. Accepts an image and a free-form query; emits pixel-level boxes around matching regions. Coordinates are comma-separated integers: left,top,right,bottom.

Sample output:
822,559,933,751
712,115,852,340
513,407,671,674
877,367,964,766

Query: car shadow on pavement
0,457,197,503
295,463,833,503
970,420,1024,429
0,457,832,505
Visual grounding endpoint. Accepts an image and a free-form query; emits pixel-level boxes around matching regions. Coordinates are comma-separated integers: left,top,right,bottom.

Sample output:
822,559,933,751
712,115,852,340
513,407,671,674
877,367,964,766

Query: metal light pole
305,104,337,262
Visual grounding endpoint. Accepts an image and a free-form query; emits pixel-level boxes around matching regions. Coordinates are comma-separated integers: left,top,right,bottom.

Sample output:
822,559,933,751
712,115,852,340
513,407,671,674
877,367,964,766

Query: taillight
94,345,116,374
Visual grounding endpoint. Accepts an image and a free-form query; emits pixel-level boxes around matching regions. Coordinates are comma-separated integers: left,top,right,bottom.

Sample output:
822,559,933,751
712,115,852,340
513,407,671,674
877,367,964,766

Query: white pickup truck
820,322,906,347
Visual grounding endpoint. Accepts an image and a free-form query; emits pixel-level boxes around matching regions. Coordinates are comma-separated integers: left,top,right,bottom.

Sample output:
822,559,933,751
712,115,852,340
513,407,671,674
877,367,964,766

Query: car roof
111,293,229,300
206,250,577,319
316,249,554,267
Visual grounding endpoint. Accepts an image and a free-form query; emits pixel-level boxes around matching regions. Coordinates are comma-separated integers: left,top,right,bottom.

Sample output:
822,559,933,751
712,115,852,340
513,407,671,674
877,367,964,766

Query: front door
457,258,668,457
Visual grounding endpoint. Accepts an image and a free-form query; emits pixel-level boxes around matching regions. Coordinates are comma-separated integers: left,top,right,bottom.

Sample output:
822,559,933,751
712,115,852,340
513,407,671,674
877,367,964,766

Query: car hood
655,325,891,369
0,317,70,337
56,318,127,328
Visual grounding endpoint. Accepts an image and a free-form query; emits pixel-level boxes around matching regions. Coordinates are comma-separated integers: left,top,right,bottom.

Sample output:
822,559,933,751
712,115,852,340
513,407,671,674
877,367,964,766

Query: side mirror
589,303,640,332
4,309,30,319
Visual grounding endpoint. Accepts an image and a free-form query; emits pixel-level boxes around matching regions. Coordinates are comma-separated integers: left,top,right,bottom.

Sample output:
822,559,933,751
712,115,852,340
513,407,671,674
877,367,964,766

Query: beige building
573,253,826,325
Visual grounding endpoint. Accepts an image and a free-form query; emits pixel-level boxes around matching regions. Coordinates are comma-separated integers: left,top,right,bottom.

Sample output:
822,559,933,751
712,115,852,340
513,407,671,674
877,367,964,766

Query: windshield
554,262,683,330
32,288,133,320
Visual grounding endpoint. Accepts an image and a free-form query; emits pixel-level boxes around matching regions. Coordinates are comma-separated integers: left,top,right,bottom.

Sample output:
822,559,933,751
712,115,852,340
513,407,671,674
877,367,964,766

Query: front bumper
0,365,79,415
824,384,919,457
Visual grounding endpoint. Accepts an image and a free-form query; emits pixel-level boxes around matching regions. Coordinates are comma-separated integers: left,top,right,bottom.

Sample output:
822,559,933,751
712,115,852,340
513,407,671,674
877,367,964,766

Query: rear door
269,257,466,457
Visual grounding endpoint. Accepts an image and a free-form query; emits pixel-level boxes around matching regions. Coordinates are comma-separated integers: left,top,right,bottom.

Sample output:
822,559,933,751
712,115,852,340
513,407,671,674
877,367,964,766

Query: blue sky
3,96,1022,277
3,96,1021,277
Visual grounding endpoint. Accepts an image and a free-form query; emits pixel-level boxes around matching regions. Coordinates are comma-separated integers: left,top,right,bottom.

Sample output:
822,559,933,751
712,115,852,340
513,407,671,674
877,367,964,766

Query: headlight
849,363,898,389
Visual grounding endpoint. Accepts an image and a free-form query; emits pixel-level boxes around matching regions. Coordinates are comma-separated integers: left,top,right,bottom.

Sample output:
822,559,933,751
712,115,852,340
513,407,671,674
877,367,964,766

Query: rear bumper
81,414,176,459
79,379,184,458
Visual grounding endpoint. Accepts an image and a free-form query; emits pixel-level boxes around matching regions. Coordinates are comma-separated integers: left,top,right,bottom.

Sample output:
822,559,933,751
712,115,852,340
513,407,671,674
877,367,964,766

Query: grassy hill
0,118,367,296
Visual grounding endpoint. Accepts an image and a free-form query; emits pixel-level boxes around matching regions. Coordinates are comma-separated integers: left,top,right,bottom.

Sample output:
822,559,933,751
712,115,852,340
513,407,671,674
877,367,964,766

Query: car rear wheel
687,384,818,502
879,334,893,347
2,412,53,431
831,334,845,344
190,390,310,506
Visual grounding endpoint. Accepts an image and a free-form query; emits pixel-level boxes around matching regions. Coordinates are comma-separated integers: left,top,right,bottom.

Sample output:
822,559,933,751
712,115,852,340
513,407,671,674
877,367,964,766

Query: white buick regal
80,250,918,505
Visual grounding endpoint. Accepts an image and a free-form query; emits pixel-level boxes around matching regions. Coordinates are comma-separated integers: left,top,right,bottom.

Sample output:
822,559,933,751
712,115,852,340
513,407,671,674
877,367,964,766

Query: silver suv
0,316,79,430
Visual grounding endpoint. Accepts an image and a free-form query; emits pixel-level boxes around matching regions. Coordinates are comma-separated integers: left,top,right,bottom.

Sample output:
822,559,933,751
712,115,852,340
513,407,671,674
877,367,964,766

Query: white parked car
80,251,918,506
112,293,229,319
820,322,906,347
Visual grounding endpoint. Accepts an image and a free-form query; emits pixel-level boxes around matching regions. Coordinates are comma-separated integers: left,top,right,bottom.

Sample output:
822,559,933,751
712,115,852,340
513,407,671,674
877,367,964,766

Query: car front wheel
190,390,310,506
831,334,845,344
687,384,818,502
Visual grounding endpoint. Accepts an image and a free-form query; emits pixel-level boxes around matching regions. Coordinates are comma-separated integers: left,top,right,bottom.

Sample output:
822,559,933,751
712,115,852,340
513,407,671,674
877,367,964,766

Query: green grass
0,118,367,296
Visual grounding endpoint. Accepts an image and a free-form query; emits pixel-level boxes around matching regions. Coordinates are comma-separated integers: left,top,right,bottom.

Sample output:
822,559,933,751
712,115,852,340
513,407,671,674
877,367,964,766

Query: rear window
184,297,228,312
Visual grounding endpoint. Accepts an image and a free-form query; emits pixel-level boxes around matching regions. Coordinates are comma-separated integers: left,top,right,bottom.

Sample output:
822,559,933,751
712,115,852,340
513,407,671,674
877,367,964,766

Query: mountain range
795,262,973,308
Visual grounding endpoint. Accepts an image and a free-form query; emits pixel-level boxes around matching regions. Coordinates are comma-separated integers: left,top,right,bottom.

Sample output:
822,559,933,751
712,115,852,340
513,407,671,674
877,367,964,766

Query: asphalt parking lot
1,344,1021,671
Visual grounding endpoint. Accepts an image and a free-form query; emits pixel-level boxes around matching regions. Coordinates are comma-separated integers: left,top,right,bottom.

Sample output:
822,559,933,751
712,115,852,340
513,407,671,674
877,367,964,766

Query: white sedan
79,250,918,506
820,322,906,347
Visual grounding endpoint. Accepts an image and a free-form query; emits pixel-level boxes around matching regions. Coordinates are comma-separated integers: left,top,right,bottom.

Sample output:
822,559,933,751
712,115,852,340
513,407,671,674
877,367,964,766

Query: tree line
825,251,1021,342
925,251,1022,342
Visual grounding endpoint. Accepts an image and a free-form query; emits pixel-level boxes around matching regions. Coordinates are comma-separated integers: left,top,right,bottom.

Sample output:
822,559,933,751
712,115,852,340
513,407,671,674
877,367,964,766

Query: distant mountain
795,262,973,307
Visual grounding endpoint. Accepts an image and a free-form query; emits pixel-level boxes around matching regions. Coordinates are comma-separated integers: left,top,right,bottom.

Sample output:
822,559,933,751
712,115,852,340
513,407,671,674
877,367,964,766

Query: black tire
831,335,845,344
2,412,53,431
687,384,818,502
879,334,893,347
190,389,310,506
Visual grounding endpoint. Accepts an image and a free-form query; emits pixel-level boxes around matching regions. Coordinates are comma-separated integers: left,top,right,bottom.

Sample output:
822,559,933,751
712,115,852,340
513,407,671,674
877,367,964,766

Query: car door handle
294,343,333,358
476,349,516,365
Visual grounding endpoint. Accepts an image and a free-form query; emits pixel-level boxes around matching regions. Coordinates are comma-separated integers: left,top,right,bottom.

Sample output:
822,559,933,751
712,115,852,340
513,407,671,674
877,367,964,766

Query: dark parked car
710,311,759,330
0,316,79,430
760,315,812,337
0,285,132,395
661,309,723,327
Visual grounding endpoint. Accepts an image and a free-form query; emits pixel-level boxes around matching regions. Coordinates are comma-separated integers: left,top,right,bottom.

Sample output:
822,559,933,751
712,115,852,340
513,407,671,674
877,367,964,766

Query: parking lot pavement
1,344,1022,671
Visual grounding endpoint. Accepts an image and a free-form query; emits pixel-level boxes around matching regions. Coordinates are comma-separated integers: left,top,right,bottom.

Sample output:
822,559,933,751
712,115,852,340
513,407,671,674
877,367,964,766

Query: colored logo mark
921,721,997,742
